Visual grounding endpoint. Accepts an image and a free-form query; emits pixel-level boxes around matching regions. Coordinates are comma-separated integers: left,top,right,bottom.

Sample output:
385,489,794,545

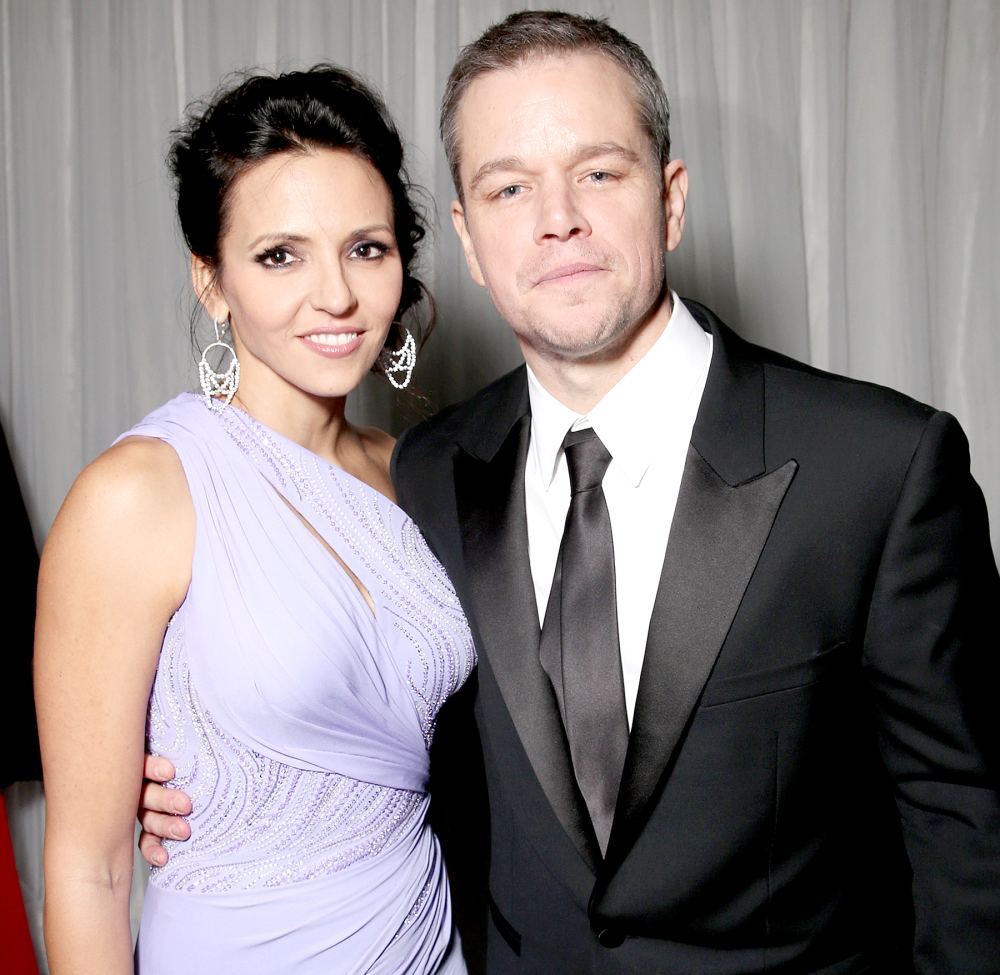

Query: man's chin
517,283,669,362
518,319,635,365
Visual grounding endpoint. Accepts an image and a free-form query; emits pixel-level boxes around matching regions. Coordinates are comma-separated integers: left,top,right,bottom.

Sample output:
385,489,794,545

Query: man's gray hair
440,10,672,197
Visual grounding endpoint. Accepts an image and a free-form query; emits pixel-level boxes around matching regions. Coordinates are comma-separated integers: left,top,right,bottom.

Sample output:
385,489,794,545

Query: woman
35,65,474,974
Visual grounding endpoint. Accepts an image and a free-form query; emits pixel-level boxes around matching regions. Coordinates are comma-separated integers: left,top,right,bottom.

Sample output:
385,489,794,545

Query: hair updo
168,63,432,371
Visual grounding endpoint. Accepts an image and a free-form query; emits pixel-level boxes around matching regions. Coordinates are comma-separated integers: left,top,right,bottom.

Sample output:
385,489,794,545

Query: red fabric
0,793,39,974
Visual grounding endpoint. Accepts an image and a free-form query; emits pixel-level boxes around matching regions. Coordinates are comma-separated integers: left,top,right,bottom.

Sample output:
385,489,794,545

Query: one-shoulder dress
122,393,476,974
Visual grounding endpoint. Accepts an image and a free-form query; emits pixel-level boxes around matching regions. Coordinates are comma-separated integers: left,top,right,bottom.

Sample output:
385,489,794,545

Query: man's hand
138,754,192,867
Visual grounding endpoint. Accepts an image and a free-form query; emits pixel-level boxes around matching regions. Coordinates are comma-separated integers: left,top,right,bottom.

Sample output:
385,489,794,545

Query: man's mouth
533,262,606,286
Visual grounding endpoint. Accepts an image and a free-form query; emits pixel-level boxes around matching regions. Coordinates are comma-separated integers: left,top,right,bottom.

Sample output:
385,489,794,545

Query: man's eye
587,171,614,184
497,185,523,200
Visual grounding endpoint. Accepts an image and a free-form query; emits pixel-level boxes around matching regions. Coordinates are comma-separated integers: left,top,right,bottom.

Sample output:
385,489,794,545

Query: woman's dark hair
169,63,433,373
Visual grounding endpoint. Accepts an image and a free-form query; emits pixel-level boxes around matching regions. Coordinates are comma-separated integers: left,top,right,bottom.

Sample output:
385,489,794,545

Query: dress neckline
188,392,406,519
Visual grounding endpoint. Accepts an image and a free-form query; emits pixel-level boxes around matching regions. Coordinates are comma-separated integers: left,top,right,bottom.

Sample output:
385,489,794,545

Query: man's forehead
453,51,649,175
455,53,639,136
458,49,624,105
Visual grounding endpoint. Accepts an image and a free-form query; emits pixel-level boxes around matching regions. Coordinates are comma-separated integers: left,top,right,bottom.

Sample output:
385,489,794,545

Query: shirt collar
527,293,712,489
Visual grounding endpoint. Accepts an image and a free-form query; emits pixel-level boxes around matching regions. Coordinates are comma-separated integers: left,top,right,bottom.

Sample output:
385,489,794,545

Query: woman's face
201,147,403,404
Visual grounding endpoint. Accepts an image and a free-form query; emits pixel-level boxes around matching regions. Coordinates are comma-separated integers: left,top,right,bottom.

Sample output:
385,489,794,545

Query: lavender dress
122,394,475,974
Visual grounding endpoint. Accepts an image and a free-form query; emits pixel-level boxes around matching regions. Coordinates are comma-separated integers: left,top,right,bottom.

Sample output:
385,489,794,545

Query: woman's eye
351,241,389,260
257,247,296,268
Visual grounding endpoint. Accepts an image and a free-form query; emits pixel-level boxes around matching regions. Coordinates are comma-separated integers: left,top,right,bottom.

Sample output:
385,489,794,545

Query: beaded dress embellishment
149,619,427,891
145,397,476,893
215,404,473,746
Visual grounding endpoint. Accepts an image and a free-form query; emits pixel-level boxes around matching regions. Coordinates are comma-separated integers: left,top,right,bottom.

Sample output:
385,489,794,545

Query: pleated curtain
2,3,997,970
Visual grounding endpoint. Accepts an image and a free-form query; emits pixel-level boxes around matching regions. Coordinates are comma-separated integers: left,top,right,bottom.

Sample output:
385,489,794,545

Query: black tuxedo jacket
393,302,1000,974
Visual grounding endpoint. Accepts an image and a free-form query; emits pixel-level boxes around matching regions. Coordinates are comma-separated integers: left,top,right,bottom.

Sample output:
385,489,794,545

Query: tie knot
563,427,612,494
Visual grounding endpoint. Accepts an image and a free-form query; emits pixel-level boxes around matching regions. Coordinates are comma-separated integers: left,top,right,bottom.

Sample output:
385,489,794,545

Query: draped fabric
120,395,473,794
2,2,997,970
125,394,472,972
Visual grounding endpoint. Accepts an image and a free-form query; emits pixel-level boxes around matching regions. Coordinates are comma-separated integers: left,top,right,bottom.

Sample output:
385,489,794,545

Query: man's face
451,52,687,366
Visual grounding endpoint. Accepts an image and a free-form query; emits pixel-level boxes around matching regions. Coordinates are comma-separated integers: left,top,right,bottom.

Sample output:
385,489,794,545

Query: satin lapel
454,417,602,872
603,447,797,873
600,307,798,877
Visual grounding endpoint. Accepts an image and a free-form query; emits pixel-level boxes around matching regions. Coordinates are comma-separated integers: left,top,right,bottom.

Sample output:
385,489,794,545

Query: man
141,11,999,973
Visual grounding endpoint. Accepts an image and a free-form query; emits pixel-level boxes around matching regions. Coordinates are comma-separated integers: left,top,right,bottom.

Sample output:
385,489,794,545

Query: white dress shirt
524,294,713,725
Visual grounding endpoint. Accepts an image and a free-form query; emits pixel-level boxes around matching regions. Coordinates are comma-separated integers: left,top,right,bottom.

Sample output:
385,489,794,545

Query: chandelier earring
379,328,417,390
199,318,241,410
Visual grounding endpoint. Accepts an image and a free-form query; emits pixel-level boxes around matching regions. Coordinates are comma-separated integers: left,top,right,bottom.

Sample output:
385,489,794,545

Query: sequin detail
126,393,472,969
148,618,427,893
216,404,476,746
391,880,434,943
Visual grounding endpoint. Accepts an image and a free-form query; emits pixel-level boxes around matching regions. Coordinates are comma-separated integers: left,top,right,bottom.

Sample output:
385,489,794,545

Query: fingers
137,809,192,868
143,753,177,783
136,773,192,868
137,781,192,838
139,779,192,817
139,829,170,868
138,808,191,841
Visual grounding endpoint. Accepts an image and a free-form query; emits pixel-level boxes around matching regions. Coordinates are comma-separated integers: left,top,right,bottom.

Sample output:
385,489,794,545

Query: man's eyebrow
468,143,643,194
468,157,526,194
571,142,643,166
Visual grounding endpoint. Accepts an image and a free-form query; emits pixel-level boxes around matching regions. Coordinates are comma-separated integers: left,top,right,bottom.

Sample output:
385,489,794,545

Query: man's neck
522,292,674,415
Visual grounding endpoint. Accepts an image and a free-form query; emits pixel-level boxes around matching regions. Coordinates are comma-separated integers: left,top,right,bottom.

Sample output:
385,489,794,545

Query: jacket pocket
700,640,853,707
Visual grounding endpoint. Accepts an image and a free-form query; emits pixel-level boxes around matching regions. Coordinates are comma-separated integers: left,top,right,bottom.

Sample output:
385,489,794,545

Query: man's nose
533,182,592,244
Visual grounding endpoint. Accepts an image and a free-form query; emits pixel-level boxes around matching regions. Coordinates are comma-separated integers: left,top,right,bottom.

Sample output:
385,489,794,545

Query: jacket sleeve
390,422,490,970
862,410,1000,972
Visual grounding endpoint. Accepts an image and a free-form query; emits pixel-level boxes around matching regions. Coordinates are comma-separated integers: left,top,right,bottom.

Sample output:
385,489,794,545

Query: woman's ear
191,255,229,322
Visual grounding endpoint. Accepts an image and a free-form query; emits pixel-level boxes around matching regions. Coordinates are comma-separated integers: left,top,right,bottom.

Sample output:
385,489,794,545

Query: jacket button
596,926,625,948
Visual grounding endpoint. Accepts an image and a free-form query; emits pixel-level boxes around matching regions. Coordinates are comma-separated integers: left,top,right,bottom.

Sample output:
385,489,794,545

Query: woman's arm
35,436,193,975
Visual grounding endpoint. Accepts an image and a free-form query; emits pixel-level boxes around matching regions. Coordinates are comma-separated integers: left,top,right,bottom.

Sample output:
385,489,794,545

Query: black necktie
539,427,629,855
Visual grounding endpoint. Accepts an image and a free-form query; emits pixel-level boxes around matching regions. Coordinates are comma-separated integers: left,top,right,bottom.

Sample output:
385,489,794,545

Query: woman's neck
230,388,354,467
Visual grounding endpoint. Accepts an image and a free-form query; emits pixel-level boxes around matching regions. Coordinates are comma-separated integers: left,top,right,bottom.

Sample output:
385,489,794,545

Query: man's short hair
440,9,672,197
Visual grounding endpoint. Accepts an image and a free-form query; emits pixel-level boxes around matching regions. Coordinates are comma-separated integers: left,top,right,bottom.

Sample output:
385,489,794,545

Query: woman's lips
298,331,364,357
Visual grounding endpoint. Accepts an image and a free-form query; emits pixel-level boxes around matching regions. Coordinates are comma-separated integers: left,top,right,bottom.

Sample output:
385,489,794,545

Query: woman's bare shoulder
44,436,194,606
69,435,190,520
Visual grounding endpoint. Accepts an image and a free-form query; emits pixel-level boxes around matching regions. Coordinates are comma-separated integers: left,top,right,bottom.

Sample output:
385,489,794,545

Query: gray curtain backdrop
2,1,997,969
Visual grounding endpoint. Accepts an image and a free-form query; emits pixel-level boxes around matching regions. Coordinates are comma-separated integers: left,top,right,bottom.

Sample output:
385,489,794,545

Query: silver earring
380,329,416,390
199,318,240,410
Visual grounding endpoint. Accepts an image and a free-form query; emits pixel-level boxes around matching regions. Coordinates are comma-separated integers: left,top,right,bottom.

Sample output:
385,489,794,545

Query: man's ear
450,200,486,287
662,158,688,253
190,255,229,322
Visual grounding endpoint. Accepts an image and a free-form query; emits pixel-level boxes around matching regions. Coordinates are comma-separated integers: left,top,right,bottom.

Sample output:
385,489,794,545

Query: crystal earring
199,318,240,410
380,329,416,390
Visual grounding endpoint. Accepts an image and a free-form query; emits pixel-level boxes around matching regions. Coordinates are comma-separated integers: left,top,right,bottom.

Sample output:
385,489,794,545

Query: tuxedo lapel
604,448,796,873
603,307,797,875
446,311,797,880
453,377,602,872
